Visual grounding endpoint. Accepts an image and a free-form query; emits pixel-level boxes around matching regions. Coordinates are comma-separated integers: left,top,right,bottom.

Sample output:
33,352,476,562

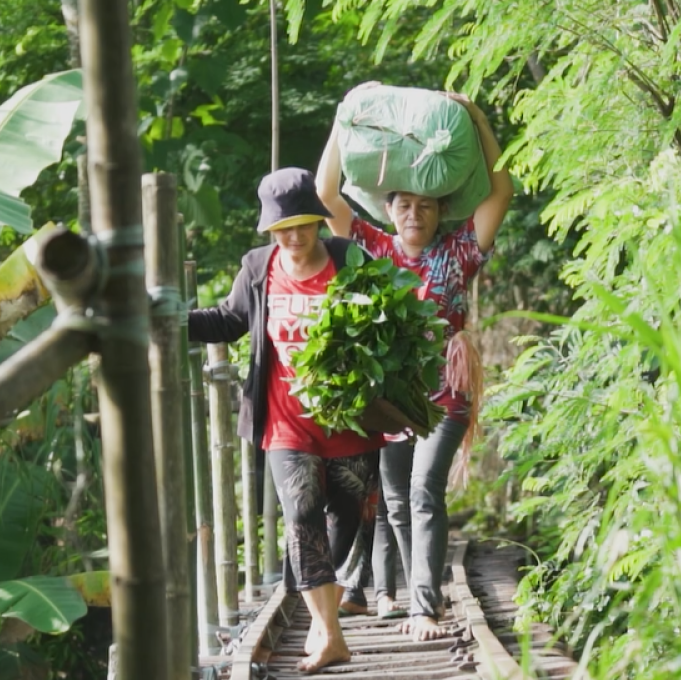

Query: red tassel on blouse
446,331,483,489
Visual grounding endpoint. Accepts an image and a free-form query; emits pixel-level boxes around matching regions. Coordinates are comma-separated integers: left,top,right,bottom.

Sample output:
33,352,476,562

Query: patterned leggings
268,449,379,593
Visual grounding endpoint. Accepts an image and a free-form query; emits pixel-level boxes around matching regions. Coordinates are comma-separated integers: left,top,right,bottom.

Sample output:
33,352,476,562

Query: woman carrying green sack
316,84,514,641
188,167,383,671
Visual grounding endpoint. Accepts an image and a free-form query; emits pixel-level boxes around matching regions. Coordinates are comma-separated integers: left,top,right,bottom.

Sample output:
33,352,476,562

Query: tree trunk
78,2,168,678
206,343,240,628
60,0,81,67
143,172,193,679
185,262,219,655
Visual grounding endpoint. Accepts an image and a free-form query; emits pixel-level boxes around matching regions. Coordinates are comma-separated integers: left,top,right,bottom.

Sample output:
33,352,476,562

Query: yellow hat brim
263,214,327,232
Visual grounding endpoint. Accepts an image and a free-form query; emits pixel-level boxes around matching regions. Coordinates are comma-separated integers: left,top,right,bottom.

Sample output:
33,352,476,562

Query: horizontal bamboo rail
0,326,94,417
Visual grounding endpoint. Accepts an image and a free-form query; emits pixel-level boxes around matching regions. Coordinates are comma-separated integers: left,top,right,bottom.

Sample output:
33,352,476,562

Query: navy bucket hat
256,167,333,233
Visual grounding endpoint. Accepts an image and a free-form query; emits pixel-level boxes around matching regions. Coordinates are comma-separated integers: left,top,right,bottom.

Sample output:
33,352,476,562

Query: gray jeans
372,440,412,601
373,418,467,618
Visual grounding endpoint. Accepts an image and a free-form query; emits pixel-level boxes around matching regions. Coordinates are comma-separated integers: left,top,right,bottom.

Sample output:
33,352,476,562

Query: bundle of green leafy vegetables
289,244,448,437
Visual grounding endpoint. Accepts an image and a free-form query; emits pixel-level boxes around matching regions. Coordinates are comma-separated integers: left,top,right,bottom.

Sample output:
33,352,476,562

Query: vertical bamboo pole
263,0,281,587
242,438,260,601
78,1,167,678
59,0,91,236
179,259,199,665
269,0,280,173
185,262,219,654
206,344,240,627
143,173,192,679
262,462,280,585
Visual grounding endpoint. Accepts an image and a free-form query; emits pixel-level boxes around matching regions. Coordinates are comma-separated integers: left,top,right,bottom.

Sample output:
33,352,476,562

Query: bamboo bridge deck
200,538,588,680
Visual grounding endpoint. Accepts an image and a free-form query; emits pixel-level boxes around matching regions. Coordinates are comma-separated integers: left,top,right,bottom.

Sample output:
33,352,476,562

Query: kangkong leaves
290,243,447,437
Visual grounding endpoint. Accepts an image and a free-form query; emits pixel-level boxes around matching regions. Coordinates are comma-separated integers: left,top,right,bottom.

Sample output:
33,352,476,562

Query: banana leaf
0,306,56,363
0,576,86,634
0,458,56,581
0,223,55,341
0,70,84,233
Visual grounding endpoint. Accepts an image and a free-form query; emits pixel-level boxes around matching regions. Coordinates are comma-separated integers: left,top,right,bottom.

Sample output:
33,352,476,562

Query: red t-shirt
350,217,489,424
262,250,384,457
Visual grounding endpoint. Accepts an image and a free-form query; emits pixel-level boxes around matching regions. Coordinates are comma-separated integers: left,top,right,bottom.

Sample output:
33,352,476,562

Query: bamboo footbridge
0,5,591,680
199,539,589,680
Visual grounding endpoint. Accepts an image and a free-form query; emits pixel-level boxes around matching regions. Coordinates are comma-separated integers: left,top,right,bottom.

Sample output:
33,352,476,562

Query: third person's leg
372,481,405,617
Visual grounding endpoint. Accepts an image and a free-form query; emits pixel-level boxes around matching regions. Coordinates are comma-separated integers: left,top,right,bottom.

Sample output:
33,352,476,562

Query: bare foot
397,618,413,635
304,621,321,655
297,636,351,673
410,616,448,641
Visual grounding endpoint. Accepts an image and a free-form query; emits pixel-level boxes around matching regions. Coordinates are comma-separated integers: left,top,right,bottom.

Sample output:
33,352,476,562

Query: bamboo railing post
78,1,168,678
262,461,280,586
263,0,281,587
178,233,199,666
185,262,219,655
241,438,261,601
206,344,240,628
143,172,192,680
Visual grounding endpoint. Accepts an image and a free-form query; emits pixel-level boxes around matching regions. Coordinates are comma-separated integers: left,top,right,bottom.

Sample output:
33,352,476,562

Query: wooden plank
449,540,527,680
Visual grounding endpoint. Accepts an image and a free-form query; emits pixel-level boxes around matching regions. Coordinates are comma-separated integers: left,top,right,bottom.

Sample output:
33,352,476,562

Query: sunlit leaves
290,244,447,436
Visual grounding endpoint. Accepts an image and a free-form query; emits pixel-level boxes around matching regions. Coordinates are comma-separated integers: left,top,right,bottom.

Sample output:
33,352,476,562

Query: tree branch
650,0,670,41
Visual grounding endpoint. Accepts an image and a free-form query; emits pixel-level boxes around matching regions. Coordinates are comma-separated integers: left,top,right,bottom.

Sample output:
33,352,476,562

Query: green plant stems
206,343,240,627
78,1,168,677
143,172,192,679
185,262,219,655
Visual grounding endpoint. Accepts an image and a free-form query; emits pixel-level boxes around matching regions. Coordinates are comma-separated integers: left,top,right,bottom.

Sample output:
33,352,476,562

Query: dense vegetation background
2,0,680,678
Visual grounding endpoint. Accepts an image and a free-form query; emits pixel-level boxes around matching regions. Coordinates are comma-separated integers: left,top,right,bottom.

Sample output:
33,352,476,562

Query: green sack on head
336,85,491,224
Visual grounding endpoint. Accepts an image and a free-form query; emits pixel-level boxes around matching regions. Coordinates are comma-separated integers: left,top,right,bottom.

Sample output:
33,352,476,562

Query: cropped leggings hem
267,448,379,594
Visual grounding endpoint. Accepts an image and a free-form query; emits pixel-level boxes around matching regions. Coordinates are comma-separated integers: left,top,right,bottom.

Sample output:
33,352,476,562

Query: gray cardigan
188,237,361,448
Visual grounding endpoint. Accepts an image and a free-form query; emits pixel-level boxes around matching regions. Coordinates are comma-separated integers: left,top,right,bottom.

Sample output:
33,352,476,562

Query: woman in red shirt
189,167,383,671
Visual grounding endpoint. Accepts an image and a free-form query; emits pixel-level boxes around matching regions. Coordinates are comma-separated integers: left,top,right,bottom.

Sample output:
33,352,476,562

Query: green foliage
0,457,58,581
312,0,681,675
290,244,447,436
0,577,86,634
0,1,70,103
0,69,84,233
138,0,455,289
0,306,56,363
0,367,105,676
0,455,87,674
487,152,681,677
